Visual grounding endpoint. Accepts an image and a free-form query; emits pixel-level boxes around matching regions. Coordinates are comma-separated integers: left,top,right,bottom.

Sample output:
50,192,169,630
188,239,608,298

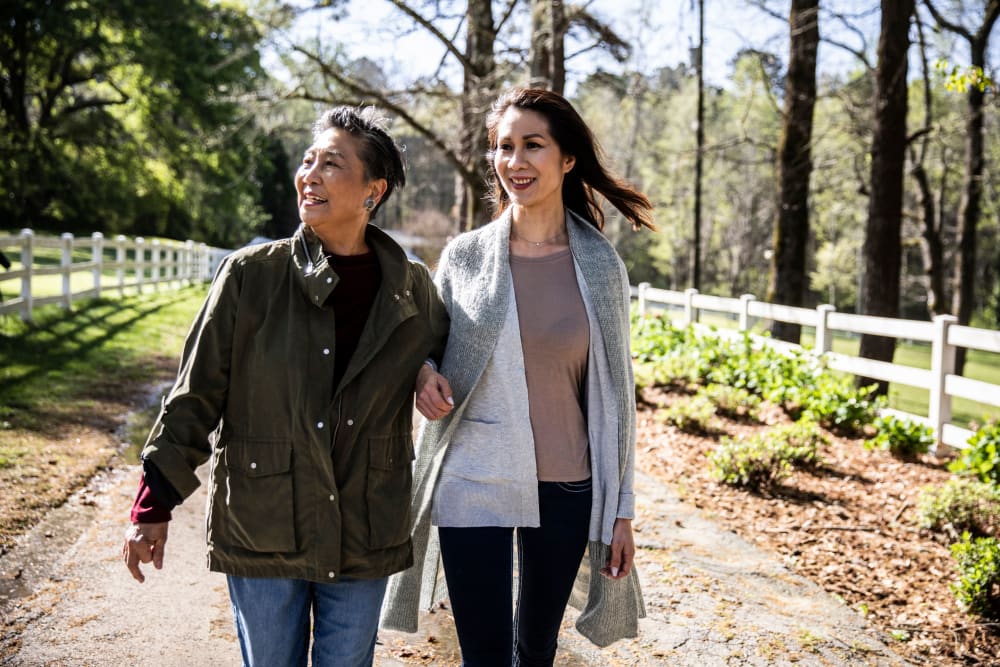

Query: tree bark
768,0,819,344
858,0,913,394
457,0,496,230
528,0,566,94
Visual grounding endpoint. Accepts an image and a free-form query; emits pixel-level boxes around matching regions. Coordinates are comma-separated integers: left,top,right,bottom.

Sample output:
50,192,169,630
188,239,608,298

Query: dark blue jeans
438,479,592,667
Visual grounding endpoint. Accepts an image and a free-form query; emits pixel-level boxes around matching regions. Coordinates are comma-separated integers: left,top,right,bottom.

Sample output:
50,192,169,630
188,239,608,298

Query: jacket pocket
218,440,297,553
366,435,414,549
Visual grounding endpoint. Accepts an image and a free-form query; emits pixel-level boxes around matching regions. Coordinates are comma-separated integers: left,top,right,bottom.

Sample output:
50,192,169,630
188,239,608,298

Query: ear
368,178,388,204
563,155,576,173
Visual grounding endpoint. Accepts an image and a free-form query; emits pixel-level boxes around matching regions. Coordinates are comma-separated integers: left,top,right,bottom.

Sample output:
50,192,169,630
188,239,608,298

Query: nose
507,148,527,169
300,161,321,184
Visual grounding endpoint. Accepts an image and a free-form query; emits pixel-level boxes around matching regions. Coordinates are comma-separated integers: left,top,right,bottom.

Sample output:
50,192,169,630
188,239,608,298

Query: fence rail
634,284,1000,452
0,229,229,322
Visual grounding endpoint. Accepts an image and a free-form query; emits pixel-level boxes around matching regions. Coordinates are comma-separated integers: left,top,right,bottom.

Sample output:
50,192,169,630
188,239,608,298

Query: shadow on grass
0,293,189,434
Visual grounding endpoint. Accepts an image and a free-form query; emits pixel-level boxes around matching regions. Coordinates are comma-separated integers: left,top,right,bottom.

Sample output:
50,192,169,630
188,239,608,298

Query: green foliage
950,421,1000,486
656,394,718,434
701,383,761,421
949,533,1000,618
935,59,994,94
800,376,885,435
917,478,1000,538
709,421,824,490
0,0,288,246
864,415,934,460
710,435,791,489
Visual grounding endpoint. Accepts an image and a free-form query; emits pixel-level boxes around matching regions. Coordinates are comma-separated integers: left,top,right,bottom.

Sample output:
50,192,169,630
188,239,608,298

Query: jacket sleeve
616,257,637,520
139,254,241,501
414,261,449,367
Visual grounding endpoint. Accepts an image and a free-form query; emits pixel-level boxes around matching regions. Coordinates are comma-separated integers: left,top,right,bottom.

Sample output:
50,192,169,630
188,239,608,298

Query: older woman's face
295,128,377,235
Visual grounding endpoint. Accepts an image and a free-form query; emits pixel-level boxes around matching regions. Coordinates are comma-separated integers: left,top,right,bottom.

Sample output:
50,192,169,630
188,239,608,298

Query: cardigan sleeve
616,257,637,520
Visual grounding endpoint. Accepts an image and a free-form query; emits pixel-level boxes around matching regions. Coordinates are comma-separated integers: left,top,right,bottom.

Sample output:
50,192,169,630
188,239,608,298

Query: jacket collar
291,223,412,307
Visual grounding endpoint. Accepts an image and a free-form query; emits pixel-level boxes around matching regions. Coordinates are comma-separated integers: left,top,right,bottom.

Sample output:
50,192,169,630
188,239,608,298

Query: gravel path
1,456,914,666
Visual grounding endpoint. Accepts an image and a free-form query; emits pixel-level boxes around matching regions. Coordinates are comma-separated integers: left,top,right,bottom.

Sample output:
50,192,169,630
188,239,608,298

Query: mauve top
509,248,591,482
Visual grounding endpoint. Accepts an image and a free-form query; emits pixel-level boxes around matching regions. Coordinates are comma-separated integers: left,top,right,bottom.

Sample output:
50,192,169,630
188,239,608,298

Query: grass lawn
0,286,206,551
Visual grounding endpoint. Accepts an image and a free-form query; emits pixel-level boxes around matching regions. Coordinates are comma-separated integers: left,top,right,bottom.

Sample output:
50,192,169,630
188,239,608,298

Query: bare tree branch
386,0,473,71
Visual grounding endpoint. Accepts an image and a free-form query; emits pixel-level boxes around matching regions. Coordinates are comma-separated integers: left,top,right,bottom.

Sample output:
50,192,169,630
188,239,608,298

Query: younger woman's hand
600,518,635,580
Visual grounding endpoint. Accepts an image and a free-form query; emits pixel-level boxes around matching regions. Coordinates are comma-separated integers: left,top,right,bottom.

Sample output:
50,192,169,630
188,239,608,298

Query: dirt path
1,455,913,666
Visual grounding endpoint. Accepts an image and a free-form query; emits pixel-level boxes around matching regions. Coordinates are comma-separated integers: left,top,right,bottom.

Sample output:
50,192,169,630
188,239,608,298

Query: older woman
123,107,447,667
384,88,653,666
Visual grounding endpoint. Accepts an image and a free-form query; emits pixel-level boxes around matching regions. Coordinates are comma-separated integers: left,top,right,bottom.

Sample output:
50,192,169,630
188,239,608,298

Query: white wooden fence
634,284,1000,451
0,229,230,322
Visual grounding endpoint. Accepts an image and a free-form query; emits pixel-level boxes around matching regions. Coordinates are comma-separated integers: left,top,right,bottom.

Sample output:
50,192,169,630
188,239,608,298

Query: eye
497,142,513,151
527,141,542,149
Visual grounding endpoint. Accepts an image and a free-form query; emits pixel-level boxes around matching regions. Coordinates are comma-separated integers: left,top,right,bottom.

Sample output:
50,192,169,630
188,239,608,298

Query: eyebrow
303,148,346,159
498,132,547,142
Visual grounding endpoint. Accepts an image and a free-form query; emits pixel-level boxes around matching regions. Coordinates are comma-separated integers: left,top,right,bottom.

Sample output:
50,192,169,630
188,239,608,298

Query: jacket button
250,462,257,470
393,293,400,301
346,419,354,426
329,494,335,502
314,295,320,301
323,348,330,355
317,421,325,429
326,277,333,284
328,571,335,578
405,290,411,297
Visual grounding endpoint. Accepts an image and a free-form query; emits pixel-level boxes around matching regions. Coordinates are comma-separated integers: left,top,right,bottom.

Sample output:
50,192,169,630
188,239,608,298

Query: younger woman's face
492,107,575,213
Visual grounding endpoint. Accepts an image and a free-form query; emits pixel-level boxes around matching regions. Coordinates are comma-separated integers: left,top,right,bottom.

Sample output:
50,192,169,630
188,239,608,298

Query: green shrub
769,419,827,467
708,421,825,489
950,421,1000,486
865,414,935,460
801,376,886,435
709,436,791,489
950,532,1000,618
917,478,1000,538
656,394,718,434
701,383,761,421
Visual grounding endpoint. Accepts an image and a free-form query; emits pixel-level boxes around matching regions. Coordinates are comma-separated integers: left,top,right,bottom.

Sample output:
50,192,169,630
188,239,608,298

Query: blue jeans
438,479,593,667
226,574,388,667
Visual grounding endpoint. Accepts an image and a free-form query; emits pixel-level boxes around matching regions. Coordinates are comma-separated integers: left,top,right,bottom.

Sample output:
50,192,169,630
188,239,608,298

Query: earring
364,197,376,211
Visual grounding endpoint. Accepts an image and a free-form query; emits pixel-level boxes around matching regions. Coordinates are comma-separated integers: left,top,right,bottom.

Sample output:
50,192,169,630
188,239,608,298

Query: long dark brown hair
485,88,655,232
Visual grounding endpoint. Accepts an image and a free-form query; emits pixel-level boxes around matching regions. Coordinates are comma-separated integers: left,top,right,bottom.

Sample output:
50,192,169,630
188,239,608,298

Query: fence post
20,229,33,322
185,240,195,284
815,304,836,354
61,233,73,310
683,288,699,327
116,235,127,296
638,282,650,316
135,237,145,293
151,239,161,291
738,294,755,331
929,314,958,453
199,243,210,281
91,232,103,299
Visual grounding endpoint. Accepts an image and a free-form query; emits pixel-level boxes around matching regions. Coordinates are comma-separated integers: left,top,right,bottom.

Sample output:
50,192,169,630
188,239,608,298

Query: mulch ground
637,385,1000,666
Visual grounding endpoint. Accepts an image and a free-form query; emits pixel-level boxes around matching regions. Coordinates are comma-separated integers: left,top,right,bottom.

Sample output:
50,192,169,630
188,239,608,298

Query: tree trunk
923,0,1000,372
692,0,704,291
458,0,496,230
952,34,991,373
528,0,566,94
858,0,913,394
910,15,948,319
768,0,819,344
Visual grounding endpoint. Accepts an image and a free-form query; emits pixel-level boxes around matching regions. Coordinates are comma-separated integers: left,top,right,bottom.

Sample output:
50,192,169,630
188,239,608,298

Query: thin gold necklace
510,227,566,247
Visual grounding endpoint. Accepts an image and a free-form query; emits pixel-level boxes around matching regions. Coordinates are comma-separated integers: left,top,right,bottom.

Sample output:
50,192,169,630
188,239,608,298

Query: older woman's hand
123,522,169,583
415,364,454,420
600,518,635,580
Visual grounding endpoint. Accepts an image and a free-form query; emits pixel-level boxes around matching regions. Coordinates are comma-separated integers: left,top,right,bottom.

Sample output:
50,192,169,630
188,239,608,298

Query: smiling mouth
509,177,534,187
302,194,328,205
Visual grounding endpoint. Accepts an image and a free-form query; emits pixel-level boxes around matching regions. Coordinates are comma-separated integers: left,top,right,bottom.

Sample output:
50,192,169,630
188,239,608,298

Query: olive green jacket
141,224,448,582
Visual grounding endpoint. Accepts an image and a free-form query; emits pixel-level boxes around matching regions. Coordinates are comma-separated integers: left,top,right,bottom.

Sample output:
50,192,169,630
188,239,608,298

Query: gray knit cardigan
380,208,645,647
